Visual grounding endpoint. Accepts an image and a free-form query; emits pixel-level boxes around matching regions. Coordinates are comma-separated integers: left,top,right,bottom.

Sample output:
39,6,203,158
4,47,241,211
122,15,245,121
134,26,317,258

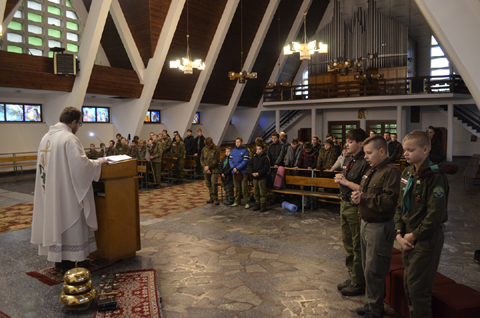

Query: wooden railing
263,75,469,102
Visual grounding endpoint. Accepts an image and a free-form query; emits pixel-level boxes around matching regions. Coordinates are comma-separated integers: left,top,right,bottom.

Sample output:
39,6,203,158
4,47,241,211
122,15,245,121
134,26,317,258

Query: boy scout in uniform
106,140,119,156
171,135,185,182
317,139,337,170
87,143,98,159
118,137,130,155
150,135,163,188
394,130,449,318
200,137,220,205
220,147,234,205
162,130,172,154
98,143,105,158
129,140,139,158
351,135,401,318
138,139,147,160
334,128,370,296
115,133,122,149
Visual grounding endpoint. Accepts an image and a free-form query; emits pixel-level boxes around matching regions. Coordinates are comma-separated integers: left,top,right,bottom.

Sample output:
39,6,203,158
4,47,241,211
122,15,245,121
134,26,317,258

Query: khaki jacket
358,158,401,220
394,158,448,241
200,144,220,174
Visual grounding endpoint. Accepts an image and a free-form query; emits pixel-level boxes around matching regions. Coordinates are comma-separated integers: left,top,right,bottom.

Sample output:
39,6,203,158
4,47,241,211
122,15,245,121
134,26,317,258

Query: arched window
3,0,81,57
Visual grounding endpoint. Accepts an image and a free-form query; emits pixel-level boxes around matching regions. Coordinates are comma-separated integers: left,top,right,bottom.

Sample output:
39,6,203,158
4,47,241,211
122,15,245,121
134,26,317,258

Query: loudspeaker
54,53,77,75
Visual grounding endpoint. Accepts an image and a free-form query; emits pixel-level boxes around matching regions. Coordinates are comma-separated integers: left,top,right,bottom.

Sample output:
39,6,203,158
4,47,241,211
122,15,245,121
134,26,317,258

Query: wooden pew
0,155,37,175
267,168,341,213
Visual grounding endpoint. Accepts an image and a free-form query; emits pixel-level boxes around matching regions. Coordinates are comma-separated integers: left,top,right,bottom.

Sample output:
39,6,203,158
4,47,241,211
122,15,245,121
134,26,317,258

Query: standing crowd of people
85,124,450,318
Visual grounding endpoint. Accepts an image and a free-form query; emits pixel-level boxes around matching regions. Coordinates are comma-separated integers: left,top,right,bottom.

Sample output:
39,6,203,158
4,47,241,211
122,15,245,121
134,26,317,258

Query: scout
200,137,220,205
351,135,401,317
394,130,452,318
171,135,185,183
334,128,370,296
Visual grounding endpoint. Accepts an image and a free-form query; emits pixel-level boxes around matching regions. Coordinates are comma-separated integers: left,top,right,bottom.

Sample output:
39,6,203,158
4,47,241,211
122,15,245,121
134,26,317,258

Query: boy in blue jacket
230,137,250,208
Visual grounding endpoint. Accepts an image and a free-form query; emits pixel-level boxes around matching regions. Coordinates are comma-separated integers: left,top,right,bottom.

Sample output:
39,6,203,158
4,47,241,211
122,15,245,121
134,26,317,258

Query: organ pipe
309,0,408,75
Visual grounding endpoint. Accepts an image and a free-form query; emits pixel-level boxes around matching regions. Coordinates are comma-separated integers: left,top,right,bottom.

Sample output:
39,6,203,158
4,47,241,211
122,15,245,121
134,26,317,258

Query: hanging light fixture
170,0,205,74
228,0,257,83
284,0,328,60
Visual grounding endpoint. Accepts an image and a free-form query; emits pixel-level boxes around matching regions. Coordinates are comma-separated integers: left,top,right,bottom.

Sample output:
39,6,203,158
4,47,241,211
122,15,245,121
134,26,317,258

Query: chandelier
284,0,328,60
228,0,257,83
170,0,205,74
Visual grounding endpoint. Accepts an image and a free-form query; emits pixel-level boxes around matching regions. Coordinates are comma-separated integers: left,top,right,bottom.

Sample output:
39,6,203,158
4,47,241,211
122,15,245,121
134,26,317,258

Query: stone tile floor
0,157,479,317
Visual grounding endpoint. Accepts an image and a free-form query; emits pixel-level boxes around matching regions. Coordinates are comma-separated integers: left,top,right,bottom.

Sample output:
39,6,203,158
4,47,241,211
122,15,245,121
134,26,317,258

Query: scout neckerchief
344,150,365,177
403,161,435,215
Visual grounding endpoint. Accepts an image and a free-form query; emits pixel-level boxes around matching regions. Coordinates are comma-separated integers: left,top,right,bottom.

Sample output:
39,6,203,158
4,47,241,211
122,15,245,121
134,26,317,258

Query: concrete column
275,109,280,134
447,103,454,162
396,105,403,139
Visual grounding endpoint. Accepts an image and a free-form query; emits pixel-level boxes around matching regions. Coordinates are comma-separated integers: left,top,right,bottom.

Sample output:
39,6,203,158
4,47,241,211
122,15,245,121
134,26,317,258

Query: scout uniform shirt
151,141,163,162
358,158,401,220
200,144,220,174
129,145,139,158
117,144,130,155
138,146,147,160
340,151,370,200
317,147,337,170
105,146,118,156
87,149,98,159
394,158,448,241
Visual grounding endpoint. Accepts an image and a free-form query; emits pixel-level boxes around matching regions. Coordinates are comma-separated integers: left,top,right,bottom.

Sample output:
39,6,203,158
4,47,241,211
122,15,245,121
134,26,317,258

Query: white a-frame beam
161,0,240,138
208,0,281,146
43,0,112,126
111,0,185,137
415,0,480,110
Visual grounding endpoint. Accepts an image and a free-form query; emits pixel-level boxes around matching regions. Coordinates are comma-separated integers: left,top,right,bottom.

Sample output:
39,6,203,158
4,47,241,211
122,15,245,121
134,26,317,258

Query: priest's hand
98,158,108,165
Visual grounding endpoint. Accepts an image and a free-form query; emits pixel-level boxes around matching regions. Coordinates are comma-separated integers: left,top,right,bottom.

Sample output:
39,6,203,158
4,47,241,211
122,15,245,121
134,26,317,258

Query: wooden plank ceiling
152,0,228,101
1,0,327,104
237,0,328,107
200,0,270,106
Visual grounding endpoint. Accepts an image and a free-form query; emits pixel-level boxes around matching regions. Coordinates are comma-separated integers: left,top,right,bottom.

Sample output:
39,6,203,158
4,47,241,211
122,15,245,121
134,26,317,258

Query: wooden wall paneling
153,0,229,102
87,65,143,98
201,0,270,105
82,0,133,70
237,0,304,107
0,51,74,91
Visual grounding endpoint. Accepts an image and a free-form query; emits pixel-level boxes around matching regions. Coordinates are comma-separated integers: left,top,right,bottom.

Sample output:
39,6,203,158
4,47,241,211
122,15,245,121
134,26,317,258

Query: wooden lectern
90,159,141,263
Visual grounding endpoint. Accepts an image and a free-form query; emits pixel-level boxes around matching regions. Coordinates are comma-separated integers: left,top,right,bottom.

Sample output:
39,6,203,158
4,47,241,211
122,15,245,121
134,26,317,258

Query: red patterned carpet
26,257,114,286
94,269,160,318
0,181,211,234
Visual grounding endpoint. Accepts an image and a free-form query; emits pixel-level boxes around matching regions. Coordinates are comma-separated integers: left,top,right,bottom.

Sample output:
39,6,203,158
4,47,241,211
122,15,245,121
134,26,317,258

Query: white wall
421,106,480,156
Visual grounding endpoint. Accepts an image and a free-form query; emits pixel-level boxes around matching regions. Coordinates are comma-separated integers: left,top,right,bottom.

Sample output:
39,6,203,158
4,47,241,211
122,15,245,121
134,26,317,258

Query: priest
31,107,108,272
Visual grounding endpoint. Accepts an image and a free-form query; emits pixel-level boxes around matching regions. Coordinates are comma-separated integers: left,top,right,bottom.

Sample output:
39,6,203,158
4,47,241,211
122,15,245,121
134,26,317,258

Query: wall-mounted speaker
54,53,77,75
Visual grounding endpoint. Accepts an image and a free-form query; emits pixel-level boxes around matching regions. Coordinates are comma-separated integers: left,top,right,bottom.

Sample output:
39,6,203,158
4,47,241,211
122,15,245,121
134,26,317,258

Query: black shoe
252,204,261,211
260,204,267,212
364,312,382,318
206,199,214,204
224,200,233,205
337,279,351,291
355,304,370,316
341,282,365,296
214,200,220,205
